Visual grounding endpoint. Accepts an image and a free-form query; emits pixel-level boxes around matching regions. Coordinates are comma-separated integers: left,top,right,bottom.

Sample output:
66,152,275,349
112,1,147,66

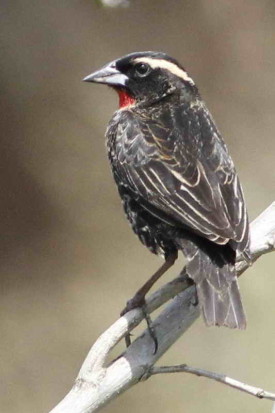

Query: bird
84,51,250,330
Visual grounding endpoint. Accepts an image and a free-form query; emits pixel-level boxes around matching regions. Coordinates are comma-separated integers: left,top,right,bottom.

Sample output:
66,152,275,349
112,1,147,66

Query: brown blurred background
1,1,275,412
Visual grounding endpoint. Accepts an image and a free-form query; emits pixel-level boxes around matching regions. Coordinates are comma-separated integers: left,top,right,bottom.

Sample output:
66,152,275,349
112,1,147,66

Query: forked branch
50,202,275,413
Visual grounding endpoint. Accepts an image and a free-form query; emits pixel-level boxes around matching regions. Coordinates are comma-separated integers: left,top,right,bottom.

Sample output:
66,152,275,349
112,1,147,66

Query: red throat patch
117,90,136,108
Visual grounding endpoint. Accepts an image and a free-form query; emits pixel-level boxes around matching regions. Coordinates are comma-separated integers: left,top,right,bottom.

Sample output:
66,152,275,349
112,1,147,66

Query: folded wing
112,106,249,253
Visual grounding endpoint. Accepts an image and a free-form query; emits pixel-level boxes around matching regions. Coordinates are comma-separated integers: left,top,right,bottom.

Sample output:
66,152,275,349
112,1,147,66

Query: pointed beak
83,62,128,87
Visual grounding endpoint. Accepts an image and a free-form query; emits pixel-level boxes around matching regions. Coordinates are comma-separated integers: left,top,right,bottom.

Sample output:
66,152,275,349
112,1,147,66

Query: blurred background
1,1,275,412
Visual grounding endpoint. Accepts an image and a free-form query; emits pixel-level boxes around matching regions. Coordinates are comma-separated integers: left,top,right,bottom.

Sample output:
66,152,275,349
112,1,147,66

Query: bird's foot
120,294,146,316
141,305,158,354
120,296,158,354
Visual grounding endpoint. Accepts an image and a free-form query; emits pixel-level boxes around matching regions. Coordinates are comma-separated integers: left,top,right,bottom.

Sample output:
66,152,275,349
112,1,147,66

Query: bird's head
83,51,198,108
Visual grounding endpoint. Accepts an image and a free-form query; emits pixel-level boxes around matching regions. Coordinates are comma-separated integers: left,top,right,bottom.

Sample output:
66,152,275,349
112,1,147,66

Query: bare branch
50,202,275,413
98,0,130,8
147,364,275,401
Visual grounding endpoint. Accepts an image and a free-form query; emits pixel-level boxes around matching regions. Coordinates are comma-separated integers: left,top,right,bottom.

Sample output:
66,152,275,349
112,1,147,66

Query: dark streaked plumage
84,51,250,329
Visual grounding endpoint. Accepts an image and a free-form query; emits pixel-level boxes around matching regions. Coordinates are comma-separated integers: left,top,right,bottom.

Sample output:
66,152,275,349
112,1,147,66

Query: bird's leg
121,251,178,314
121,251,178,352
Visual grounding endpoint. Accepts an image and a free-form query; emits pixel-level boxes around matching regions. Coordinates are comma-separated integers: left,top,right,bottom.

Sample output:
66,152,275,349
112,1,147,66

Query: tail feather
178,238,246,329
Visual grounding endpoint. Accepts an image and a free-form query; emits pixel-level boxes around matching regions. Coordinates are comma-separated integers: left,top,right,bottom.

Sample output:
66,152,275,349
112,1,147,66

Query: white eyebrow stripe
134,57,195,85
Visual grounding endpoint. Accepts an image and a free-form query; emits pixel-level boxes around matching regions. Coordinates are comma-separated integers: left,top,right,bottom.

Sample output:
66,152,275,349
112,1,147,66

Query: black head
84,51,198,106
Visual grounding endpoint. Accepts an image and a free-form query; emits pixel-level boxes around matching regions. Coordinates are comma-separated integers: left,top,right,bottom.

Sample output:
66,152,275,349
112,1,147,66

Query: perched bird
84,51,250,329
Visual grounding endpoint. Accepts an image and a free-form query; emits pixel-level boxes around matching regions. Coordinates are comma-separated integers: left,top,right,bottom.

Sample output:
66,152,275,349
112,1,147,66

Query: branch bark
147,365,275,401
50,202,275,413
98,0,130,8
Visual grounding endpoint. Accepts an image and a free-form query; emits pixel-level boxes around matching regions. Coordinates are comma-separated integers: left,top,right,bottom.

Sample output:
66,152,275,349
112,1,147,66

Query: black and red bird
84,51,250,329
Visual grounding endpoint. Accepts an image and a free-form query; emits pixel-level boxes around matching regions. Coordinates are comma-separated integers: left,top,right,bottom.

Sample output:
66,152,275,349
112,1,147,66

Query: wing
110,104,250,252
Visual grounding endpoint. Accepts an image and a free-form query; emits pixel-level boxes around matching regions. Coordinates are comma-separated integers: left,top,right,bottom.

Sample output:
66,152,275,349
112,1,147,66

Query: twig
98,0,130,8
146,364,275,401
50,202,275,413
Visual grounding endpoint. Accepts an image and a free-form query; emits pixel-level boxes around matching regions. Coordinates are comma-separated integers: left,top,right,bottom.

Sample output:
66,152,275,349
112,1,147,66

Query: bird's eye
134,63,151,77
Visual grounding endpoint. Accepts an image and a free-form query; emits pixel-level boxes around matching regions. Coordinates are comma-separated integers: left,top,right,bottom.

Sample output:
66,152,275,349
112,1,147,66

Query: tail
178,238,246,329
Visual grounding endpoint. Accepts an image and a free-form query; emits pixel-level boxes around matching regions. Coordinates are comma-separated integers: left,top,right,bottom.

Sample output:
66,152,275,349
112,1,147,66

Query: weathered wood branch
50,202,275,413
147,364,275,401
98,0,130,8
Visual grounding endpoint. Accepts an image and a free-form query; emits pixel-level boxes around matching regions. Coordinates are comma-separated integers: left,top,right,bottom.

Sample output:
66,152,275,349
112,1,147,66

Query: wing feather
110,105,250,252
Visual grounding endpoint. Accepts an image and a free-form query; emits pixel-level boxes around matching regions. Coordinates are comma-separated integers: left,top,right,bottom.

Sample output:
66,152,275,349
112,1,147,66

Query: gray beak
83,62,128,87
